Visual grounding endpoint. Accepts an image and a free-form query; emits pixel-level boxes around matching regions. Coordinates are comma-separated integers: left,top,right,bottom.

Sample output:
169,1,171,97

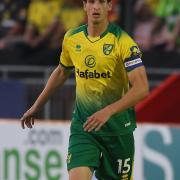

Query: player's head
82,0,112,24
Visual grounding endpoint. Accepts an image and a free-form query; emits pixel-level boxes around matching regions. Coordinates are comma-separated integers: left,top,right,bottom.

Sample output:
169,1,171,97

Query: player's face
83,0,112,24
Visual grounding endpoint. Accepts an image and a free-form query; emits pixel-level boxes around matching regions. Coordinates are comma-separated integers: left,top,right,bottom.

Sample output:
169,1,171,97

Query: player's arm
84,66,149,132
106,66,149,115
21,65,72,129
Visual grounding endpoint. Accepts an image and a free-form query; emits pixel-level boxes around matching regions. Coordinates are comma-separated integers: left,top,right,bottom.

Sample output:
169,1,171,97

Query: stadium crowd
134,0,180,52
0,0,120,65
0,0,179,66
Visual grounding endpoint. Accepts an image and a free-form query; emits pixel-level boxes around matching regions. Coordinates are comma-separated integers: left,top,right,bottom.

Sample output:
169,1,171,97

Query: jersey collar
84,22,112,42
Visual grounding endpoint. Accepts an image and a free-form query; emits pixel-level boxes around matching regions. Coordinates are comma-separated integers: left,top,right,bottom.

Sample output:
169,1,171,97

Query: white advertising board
0,120,70,180
0,120,180,180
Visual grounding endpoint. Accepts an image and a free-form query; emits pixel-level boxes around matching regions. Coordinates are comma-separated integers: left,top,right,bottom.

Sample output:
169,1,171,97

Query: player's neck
87,20,109,37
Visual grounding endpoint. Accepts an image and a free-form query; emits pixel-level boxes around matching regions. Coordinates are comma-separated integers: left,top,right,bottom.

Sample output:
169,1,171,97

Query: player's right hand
20,106,37,129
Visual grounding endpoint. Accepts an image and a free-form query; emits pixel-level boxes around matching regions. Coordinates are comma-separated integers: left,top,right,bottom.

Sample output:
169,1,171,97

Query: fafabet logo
77,55,111,79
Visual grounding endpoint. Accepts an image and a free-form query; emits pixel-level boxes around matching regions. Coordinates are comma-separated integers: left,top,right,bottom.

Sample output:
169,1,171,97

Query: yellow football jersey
60,23,143,135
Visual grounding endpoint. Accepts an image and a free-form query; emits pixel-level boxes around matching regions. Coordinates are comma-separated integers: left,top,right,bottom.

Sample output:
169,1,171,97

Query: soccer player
21,0,149,179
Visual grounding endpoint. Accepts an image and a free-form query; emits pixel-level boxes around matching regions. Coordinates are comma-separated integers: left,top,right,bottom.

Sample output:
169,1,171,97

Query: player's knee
69,166,93,180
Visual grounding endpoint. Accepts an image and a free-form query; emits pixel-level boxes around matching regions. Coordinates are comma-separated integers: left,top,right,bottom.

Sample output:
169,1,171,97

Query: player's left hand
83,107,112,132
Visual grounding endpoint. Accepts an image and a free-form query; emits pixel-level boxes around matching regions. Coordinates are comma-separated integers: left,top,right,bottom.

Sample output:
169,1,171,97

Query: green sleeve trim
59,62,74,69
66,24,86,37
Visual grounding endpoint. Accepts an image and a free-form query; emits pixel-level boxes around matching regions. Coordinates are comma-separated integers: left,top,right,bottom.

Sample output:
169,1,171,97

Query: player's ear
107,1,112,11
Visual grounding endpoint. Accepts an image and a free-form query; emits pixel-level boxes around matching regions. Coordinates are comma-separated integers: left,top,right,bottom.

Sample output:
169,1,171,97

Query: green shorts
67,120,135,180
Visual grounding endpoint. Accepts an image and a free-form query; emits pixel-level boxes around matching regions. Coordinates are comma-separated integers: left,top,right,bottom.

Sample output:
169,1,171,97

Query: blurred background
0,0,179,180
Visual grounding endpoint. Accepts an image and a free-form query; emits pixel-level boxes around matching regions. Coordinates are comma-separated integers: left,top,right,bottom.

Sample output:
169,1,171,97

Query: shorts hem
67,163,98,171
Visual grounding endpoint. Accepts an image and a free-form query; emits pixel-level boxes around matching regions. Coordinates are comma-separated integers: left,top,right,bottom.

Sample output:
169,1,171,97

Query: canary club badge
103,44,114,55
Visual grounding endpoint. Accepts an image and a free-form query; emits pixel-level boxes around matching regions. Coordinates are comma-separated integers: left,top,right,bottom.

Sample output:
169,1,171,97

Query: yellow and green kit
60,22,143,179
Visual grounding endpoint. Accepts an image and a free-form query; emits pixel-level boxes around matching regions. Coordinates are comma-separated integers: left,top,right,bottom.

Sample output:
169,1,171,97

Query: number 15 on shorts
117,158,131,174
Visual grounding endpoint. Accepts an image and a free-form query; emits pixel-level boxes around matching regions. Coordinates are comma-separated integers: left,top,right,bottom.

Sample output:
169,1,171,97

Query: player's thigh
67,133,101,172
69,166,93,180
95,133,135,180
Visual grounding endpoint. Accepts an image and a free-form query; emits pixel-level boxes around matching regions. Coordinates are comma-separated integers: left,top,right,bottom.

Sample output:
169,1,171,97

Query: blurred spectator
0,0,29,47
0,0,64,51
0,0,86,62
134,0,159,51
134,0,180,52
152,0,180,51
59,0,85,31
0,0,64,66
0,0,29,37
109,0,121,23
23,0,64,50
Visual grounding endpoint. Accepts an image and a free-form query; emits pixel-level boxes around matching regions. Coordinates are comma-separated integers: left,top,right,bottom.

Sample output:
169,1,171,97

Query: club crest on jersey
103,44,113,55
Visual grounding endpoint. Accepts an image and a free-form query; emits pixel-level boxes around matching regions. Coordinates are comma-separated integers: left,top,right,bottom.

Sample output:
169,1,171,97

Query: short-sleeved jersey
60,23,143,135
